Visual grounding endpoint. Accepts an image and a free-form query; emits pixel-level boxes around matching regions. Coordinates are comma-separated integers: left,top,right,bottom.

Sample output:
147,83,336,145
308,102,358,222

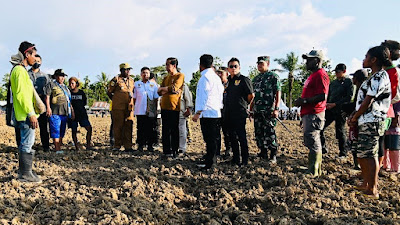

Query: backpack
6,66,17,127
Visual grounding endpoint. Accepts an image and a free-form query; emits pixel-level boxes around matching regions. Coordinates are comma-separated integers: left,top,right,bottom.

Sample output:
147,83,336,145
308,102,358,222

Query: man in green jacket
10,41,41,183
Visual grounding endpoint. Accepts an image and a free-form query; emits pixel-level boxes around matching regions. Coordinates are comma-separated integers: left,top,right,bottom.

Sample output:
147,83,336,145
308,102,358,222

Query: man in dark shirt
321,63,354,158
225,57,254,166
28,55,50,151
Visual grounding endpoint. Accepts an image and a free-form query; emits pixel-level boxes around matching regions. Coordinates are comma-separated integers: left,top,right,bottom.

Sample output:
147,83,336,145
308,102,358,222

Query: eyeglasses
122,68,131,71
229,65,238,69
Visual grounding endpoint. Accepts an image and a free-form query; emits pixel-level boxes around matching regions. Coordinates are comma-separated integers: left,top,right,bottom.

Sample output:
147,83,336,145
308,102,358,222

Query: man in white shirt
133,67,160,151
192,54,224,170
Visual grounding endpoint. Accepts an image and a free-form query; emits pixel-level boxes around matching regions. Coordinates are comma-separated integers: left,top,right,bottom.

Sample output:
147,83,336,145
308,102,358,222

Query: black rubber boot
18,151,42,183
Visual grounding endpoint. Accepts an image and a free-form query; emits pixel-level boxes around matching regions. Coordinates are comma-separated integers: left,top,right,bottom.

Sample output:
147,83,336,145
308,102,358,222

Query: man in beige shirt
107,63,135,152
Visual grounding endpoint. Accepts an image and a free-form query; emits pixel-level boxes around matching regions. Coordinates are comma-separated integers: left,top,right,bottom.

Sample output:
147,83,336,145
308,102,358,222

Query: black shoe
137,145,144,152
148,145,154,152
125,148,135,152
43,148,50,152
230,159,240,166
257,152,268,159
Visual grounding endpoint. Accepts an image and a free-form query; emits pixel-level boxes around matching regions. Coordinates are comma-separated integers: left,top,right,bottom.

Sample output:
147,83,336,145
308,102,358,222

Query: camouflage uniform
252,71,281,157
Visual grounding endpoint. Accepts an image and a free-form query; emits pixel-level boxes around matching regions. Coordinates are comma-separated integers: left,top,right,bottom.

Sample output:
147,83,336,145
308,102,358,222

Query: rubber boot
18,151,42,183
307,151,322,177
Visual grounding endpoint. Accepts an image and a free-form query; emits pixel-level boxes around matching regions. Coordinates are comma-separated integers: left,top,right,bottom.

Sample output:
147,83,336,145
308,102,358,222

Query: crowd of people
7,40,400,199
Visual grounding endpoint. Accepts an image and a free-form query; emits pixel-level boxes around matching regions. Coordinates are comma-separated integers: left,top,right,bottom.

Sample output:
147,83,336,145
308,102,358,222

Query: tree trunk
288,72,294,110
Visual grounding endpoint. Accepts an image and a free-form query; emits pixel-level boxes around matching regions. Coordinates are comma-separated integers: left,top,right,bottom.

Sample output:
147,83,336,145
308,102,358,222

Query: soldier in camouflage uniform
250,56,281,163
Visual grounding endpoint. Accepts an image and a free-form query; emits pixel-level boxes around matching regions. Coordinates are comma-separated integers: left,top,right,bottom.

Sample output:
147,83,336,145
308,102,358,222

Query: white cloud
0,0,355,80
348,58,363,74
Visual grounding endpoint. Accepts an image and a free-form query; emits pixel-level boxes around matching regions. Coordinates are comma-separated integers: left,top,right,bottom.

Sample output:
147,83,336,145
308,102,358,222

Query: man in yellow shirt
158,57,184,157
10,41,41,183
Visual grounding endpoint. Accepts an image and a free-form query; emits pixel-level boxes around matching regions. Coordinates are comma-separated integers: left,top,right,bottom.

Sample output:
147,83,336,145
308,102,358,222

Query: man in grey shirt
28,55,50,152
178,83,193,154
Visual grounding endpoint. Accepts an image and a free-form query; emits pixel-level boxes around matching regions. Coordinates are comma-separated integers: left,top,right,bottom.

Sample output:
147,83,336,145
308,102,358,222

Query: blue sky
0,0,399,83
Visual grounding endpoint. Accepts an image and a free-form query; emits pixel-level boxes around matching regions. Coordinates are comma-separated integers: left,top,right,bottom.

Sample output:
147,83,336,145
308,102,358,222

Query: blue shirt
195,68,224,118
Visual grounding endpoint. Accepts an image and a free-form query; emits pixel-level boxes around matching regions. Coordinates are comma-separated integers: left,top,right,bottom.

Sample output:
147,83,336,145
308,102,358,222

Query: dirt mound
0,115,399,224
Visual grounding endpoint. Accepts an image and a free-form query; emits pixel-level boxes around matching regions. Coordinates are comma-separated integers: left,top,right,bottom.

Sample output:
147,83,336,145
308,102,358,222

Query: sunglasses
122,68,131,71
229,65,238,69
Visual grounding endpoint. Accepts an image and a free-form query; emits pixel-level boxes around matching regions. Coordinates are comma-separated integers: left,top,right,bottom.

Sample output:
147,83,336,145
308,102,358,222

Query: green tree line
0,53,369,109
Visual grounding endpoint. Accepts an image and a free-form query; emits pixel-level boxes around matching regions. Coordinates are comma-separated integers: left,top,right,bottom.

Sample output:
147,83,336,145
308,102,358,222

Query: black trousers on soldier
136,115,156,147
200,118,219,167
320,109,347,156
161,110,179,155
227,116,249,165
254,112,278,157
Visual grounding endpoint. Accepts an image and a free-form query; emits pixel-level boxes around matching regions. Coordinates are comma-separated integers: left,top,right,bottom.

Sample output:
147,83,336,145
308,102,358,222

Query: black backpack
6,65,17,127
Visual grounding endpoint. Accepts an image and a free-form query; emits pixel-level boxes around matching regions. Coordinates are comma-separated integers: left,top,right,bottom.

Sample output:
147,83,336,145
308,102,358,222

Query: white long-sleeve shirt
133,80,160,115
195,68,224,118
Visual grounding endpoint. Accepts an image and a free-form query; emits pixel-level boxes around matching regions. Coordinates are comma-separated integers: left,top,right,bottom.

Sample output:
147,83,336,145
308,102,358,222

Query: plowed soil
0,115,399,225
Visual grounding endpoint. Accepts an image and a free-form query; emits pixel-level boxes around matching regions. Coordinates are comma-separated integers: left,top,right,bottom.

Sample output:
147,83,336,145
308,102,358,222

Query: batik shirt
252,71,281,113
356,69,391,125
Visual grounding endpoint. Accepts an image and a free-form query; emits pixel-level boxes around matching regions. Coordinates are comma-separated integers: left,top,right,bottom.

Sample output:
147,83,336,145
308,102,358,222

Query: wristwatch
274,107,279,110
303,99,307,104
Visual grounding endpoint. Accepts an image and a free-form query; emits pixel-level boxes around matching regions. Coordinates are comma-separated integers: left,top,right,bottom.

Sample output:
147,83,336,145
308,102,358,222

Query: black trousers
216,116,230,155
110,114,114,146
38,113,49,149
161,110,180,155
136,115,156,146
15,127,21,148
320,109,347,155
227,116,249,164
200,118,219,167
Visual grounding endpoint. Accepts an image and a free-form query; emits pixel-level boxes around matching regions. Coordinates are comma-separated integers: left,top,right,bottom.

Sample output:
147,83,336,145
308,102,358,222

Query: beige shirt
107,75,134,110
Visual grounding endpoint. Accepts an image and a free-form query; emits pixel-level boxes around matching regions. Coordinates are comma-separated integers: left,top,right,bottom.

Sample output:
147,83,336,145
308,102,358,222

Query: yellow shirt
160,72,184,111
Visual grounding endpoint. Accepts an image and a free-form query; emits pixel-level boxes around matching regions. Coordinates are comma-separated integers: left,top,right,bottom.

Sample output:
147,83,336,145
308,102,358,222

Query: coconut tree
274,52,300,109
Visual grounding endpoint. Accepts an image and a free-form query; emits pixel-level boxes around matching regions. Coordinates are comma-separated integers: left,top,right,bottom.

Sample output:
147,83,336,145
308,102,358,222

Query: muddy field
0,115,399,224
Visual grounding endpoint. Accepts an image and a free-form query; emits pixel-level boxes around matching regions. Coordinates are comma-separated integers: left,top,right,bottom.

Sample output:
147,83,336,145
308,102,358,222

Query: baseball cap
334,63,346,72
53,69,67,77
257,56,270,63
302,50,324,60
119,63,132,70
351,69,368,81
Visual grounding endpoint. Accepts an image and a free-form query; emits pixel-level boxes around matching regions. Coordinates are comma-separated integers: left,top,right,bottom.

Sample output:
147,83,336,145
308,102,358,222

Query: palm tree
95,72,110,101
274,52,300,109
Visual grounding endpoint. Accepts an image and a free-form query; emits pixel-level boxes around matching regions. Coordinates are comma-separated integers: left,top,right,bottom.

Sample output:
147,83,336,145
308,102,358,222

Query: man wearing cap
225,57,254,166
107,63,135,152
321,63,353,158
45,69,74,153
250,56,281,163
294,50,330,177
10,41,41,183
158,57,184,158
28,54,51,152
133,67,160,152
